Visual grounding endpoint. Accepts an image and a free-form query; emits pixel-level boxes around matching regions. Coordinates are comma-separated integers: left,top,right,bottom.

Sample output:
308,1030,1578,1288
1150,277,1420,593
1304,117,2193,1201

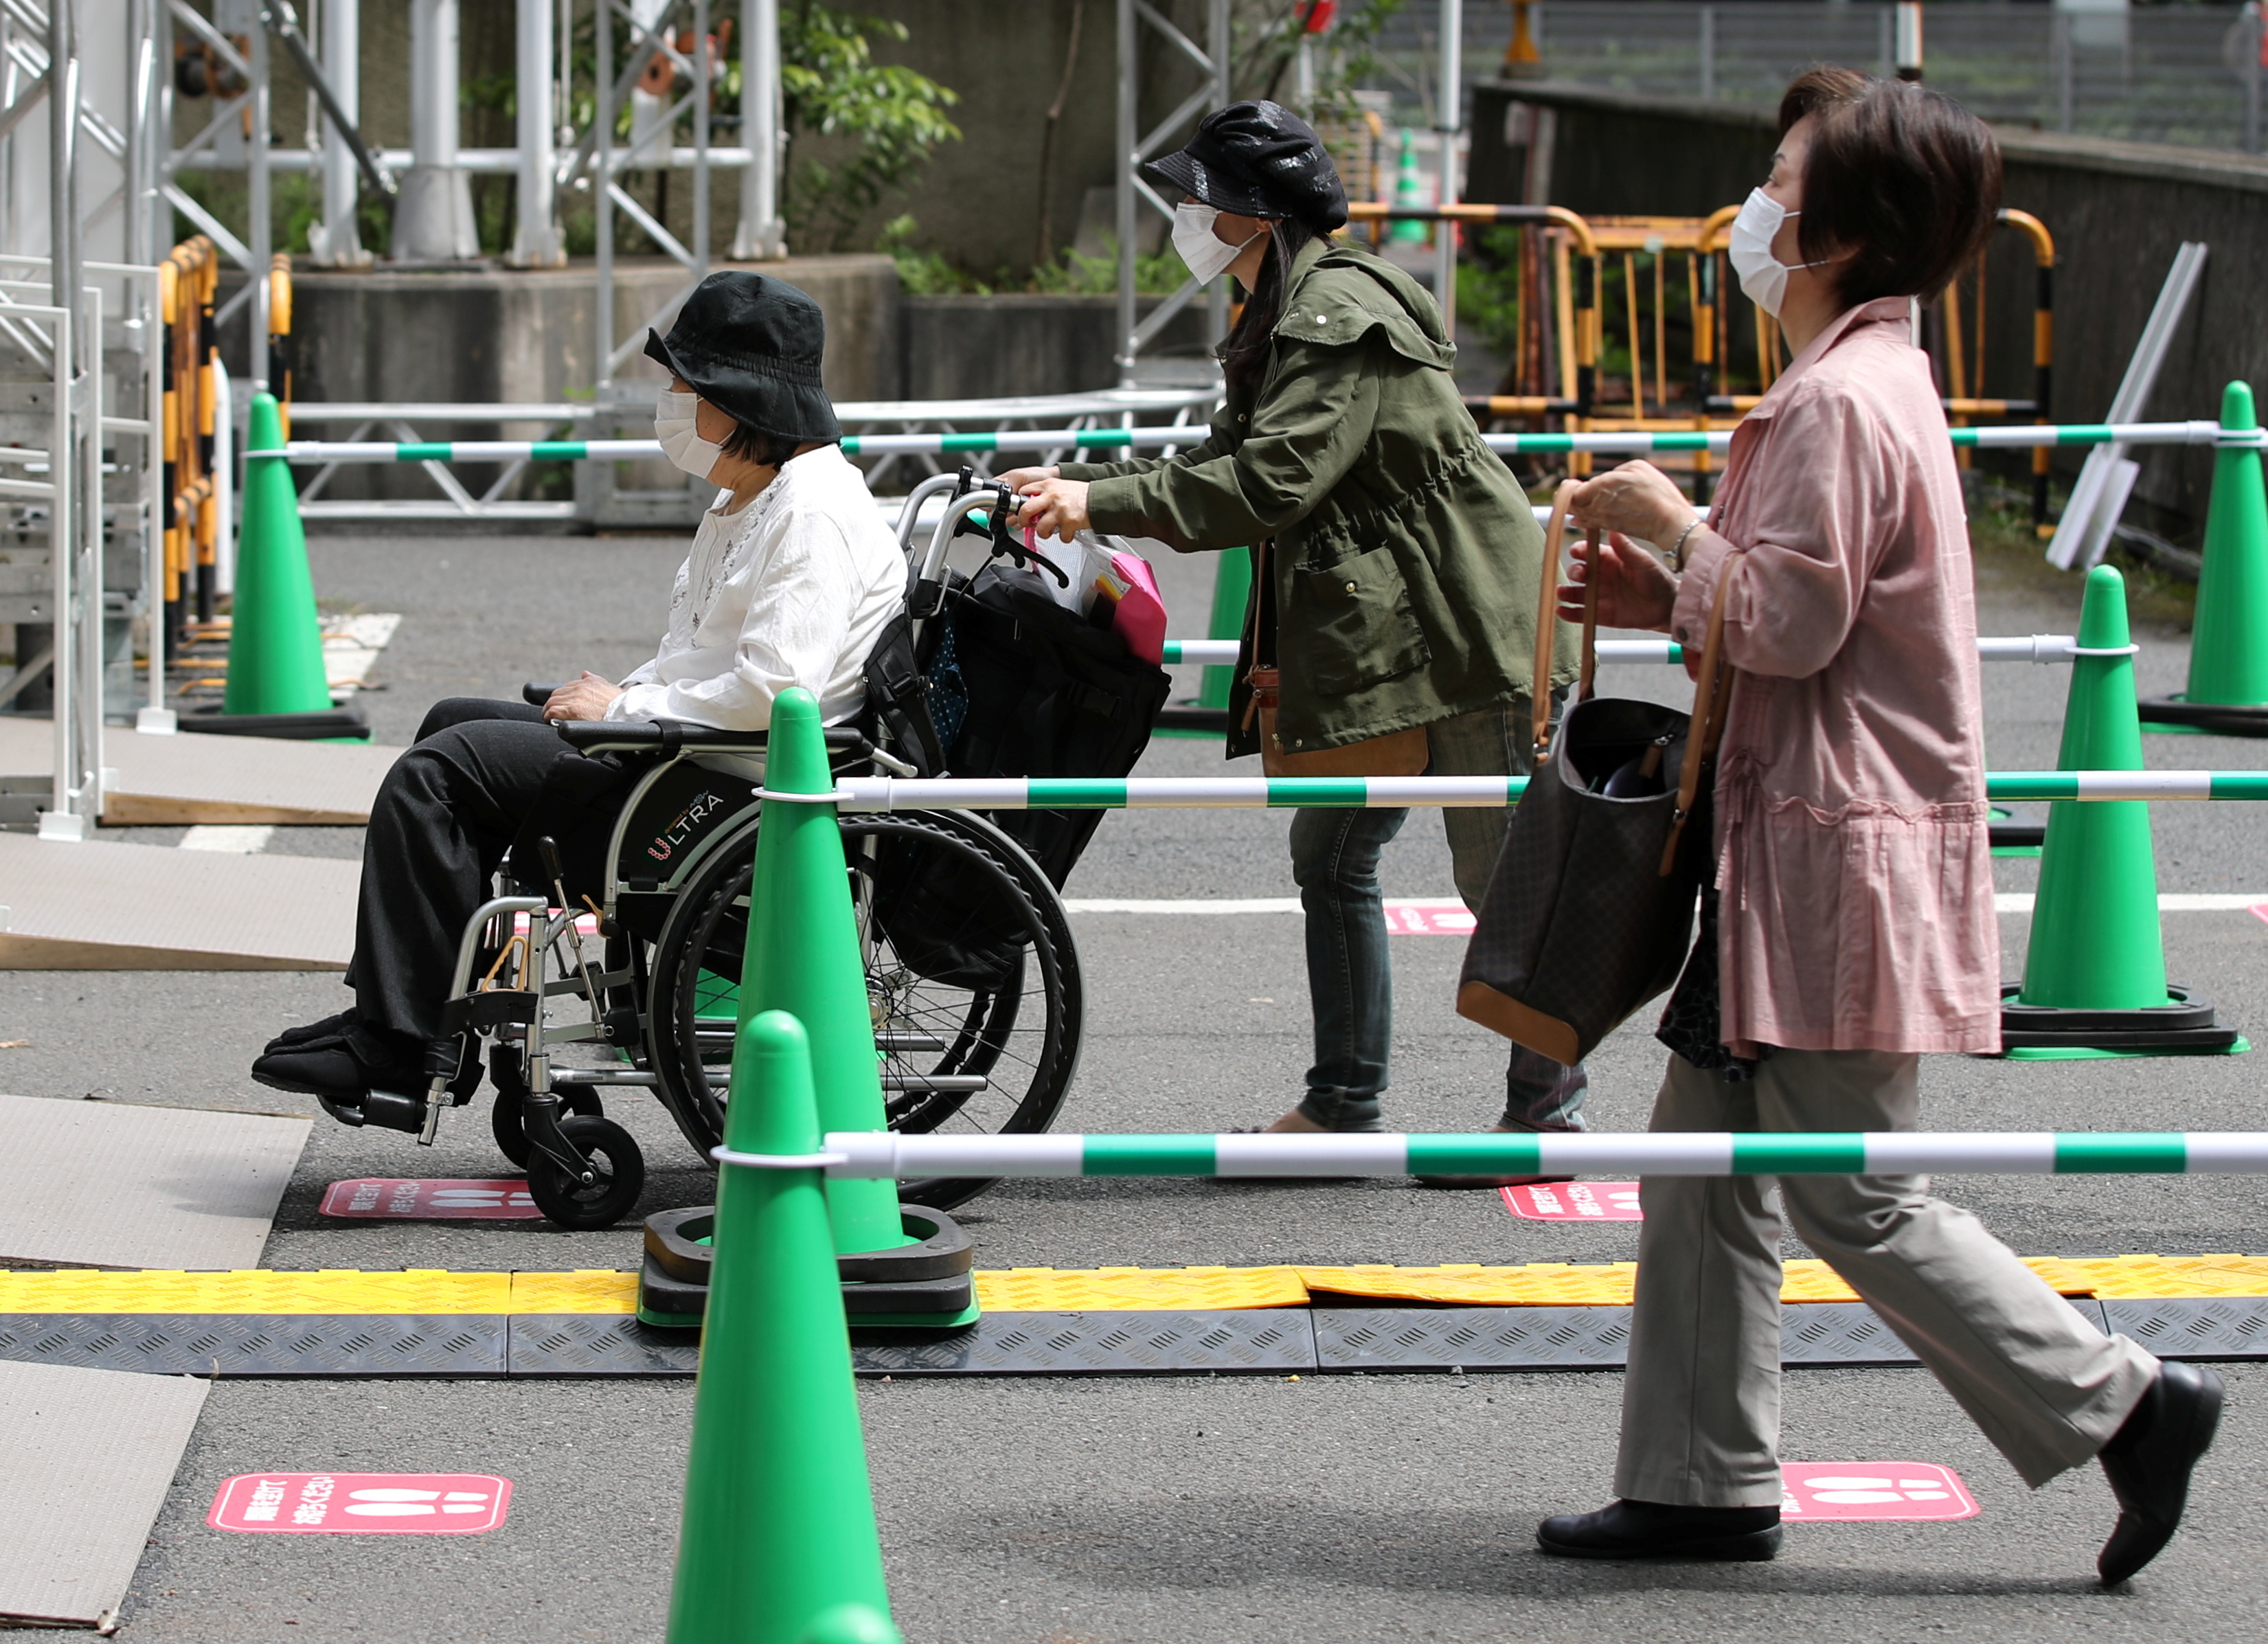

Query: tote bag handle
1659,552,1742,876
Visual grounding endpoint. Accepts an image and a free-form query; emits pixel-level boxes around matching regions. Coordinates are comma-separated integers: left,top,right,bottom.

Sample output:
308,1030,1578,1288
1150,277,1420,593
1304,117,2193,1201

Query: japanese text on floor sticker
209,1474,512,1534
1501,1181,1643,1221
319,1179,541,1219
1383,899,1474,936
1780,1463,1977,1521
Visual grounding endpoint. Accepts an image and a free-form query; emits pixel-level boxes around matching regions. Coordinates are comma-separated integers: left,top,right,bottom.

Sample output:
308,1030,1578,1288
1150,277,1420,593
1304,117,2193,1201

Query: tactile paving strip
0,1315,505,1376
2101,1296,2268,1359
850,1310,1319,1377
1316,1307,1632,1371
508,1314,700,1376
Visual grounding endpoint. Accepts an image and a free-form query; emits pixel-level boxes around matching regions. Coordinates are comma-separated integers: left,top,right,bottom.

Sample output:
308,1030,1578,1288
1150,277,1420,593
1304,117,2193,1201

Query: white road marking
179,824,275,853
1065,893,2268,915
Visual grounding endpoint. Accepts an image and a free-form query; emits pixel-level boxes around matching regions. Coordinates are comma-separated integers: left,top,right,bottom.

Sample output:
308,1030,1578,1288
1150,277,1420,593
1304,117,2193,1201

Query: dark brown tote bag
1455,482,1738,1066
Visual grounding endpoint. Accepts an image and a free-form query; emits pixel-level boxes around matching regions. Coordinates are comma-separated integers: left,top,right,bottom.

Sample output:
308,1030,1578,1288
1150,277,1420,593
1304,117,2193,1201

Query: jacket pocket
1286,542,1432,694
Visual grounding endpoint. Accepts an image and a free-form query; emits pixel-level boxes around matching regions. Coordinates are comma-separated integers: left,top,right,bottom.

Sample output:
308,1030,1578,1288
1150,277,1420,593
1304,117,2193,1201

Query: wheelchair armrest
522,682,563,706
554,719,875,758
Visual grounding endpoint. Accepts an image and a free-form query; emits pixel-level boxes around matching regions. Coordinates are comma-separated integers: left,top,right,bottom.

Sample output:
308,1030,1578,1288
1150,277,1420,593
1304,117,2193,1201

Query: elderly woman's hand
1015,476,1092,544
543,671,624,722
1568,460,1699,552
1558,530,1681,633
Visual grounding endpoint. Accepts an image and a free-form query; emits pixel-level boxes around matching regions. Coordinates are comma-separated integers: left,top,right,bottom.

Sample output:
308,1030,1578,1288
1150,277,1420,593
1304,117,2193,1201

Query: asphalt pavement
4,517,2267,1641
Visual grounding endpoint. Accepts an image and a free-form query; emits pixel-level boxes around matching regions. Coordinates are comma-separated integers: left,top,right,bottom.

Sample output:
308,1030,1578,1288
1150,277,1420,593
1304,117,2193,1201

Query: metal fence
1369,2,2267,155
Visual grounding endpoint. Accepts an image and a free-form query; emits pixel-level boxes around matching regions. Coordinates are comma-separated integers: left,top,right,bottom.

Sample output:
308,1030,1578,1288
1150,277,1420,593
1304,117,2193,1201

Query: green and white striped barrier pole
815,1129,2268,1180
278,420,2268,466
828,772,2268,811
1161,637,2081,666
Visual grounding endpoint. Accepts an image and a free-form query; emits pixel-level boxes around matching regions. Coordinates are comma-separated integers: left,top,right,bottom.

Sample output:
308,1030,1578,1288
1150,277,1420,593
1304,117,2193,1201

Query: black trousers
347,697,561,1042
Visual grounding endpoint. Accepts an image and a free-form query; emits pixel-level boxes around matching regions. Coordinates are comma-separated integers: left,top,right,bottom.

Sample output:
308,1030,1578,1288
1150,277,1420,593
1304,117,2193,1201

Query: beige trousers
1614,1048,2159,1506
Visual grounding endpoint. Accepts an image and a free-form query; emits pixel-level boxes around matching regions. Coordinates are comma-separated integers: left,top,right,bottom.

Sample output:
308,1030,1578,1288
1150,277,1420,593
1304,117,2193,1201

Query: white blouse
606,443,905,730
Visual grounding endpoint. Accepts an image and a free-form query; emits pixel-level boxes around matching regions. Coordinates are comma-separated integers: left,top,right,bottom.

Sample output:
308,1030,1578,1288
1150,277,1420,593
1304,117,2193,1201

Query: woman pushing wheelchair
253,271,905,1122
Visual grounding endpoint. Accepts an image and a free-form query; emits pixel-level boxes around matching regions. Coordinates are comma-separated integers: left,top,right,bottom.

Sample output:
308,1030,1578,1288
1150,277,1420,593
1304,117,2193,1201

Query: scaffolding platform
0,832,356,969
0,715,400,826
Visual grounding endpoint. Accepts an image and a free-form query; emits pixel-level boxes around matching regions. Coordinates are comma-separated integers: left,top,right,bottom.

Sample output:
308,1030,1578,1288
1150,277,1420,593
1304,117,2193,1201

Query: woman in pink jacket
1536,69,2219,1585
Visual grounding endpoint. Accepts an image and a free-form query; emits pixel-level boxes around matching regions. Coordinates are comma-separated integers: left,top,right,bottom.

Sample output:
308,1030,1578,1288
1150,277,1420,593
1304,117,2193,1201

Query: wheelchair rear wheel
646,809,1081,1209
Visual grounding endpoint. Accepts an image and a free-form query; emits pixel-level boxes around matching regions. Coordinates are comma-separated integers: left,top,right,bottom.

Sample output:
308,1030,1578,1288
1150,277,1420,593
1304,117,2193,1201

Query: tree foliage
782,4,962,253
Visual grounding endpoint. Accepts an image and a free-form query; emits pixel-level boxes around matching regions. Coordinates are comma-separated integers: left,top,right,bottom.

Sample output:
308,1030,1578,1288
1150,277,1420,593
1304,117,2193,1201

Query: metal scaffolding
0,0,168,829
1114,0,1230,387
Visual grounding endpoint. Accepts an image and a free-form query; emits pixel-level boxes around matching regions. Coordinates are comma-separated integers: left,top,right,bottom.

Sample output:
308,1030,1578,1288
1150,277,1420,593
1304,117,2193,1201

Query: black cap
1141,100,1348,234
643,271,841,444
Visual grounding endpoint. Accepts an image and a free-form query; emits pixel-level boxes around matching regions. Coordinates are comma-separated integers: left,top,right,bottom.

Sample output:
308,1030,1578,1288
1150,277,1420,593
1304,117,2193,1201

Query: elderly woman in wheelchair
253,271,1099,1228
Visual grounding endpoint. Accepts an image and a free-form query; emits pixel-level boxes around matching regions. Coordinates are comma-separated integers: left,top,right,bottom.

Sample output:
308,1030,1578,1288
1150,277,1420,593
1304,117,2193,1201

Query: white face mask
1171,201,1262,285
1727,187,1829,319
654,387,725,482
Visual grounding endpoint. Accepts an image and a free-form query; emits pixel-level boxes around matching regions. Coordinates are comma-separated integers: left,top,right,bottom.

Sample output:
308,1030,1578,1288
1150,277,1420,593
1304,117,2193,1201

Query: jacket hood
1270,238,1457,372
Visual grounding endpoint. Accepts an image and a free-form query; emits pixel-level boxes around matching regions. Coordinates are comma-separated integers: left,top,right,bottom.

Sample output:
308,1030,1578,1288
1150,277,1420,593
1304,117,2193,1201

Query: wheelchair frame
403,478,1087,1228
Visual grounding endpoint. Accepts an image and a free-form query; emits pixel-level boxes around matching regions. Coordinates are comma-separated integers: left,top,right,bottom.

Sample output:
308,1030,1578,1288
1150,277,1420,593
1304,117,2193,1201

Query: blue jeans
1289,699,1590,1133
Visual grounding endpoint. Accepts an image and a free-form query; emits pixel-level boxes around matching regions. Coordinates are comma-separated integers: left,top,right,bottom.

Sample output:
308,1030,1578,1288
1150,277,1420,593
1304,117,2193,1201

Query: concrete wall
1469,80,2268,535
901,295,1210,400
220,254,900,498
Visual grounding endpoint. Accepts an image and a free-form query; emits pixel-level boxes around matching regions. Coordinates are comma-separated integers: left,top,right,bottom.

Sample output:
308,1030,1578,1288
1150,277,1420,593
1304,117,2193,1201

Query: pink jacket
1669,297,2001,1056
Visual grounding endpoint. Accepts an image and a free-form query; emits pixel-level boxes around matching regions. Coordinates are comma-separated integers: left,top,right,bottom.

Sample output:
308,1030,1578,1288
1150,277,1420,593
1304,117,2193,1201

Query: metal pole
1206,0,1227,348
512,0,563,262
395,0,476,258
729,0,781,257
692,0,709,279
249,15,271,383
596,0,613,390
1699,4,1715,101
2056,11,2074,135
2246,3,2263,157
313,0,367,263
1433,0,1462,335
1113,0,1134,387
46,0,87,835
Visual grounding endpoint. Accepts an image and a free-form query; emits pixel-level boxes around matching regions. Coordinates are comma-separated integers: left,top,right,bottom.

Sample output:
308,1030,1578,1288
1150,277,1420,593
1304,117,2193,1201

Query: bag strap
1658,551,1743,877
1530,480,1579,763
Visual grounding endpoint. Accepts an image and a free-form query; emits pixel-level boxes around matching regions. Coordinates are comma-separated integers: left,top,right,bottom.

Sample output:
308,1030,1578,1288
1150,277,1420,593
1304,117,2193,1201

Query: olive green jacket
1061,236,1573,757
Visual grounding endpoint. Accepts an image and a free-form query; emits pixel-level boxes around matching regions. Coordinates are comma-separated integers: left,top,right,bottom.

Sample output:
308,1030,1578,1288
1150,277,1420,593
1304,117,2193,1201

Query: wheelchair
408,475,1087,1228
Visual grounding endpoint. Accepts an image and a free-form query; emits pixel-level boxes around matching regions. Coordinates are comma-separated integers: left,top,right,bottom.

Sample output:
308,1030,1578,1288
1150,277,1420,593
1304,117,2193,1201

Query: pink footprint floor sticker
1780,1462,1978,1521
210,1473,512,1534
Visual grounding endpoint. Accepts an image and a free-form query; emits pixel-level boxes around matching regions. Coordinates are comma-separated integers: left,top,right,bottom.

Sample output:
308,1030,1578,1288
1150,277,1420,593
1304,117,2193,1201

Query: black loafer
1537,1499,1782,1562
2097,1360,2225,1586
261,1010,356,1056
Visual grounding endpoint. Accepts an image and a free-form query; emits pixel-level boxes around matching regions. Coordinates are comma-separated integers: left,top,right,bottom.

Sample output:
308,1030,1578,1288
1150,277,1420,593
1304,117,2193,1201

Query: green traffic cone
2019,565,2169,1013
665,1011,898,1644
1390,129,1430,245
223,393,333,717
2185,381,2268,707
741,687,910,1257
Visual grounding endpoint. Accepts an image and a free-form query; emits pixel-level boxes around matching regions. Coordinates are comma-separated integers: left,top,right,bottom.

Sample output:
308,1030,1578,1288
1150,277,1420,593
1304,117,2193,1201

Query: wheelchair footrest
636,1203,977,1329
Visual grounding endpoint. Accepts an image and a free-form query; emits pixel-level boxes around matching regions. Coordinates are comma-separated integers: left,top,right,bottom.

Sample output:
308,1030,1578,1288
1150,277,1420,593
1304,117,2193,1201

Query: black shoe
1537,1499,1782,1562
261,1009,356,1057
253,1020,427,1121
2097,1360,2224,1586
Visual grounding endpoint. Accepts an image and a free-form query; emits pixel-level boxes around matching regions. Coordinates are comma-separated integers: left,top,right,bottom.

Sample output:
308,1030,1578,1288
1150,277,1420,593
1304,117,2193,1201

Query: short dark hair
717,419,815,469
1776,69,2002,308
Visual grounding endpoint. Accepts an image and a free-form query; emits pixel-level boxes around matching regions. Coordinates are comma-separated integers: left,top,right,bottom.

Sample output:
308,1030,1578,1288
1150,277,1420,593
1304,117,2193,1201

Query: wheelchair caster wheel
525,1113,645,1229
491,1081,601,1168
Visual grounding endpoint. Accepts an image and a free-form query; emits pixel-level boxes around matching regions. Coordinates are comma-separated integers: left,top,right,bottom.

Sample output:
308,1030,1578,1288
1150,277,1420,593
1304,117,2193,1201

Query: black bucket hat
1141,100,1348,234
643,271,841,444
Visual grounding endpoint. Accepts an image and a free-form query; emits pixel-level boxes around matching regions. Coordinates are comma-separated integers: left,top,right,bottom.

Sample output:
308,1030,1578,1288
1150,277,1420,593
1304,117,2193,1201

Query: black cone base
1999,982,2241,1052
637,1202,976,1328
2137,695,2268,737
181,703,372,741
